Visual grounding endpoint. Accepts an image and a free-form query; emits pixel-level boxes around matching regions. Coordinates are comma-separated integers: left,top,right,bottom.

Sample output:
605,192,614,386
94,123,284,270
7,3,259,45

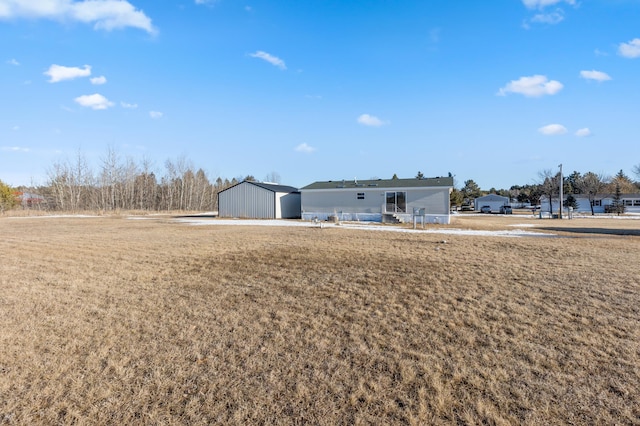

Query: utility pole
558,163,563,219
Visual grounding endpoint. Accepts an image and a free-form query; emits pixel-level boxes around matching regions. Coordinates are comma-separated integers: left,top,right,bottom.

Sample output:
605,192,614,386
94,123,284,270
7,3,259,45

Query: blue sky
1,0,639,190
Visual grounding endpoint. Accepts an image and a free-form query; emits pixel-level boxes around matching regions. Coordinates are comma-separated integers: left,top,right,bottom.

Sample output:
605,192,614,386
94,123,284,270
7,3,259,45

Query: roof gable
219,181,299,194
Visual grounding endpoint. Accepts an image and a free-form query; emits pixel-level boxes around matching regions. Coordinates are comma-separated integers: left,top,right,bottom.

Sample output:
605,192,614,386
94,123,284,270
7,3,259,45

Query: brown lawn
0,215,638,425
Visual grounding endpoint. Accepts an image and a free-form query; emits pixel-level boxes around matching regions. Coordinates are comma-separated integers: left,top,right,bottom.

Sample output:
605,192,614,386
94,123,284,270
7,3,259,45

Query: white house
218,181,301,219
474,194,510,213
301,177,454,224
540,193,640,214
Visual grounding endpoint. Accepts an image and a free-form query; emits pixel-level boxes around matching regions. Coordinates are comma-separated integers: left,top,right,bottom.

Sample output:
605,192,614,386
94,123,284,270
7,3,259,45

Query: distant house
218,181,301,219
474,194,510,213
17,192,46,209
540,193,640,214
300,177,454,224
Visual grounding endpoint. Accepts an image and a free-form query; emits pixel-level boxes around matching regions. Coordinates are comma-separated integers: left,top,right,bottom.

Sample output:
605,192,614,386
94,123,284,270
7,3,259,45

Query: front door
385,191,407,213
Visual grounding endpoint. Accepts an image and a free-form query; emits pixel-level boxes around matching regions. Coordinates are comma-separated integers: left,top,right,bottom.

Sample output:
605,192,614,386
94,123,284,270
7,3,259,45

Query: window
591,200,602,206
624,200,633,206
634,200,640,206
357,192,365,200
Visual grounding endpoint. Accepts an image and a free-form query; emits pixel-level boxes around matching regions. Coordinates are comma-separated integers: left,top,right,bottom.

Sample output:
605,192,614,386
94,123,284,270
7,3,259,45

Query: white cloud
74,93,114,110
530,10,564,24
90,75,107,85
497,75,563,97
0,0,156,34
44,64,91,83
580,70,611,82
357,114,388,127
618,38,640,58
522,0,575,9
6,58,19,65
294,143,316,153
249,51,286,70
575,128,592,137
538,124,567,135
149,111,163,119
121,101,138,109
1,146,30,152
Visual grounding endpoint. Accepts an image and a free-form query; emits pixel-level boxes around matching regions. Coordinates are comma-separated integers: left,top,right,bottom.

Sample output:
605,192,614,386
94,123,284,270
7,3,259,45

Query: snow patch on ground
173,218,556,238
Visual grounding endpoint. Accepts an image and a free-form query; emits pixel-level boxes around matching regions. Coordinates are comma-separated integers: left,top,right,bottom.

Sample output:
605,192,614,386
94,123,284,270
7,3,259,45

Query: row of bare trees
36,149,239,212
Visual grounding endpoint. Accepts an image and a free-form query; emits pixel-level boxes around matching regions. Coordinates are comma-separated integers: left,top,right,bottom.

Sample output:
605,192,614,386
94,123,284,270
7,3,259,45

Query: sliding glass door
385,191,407,213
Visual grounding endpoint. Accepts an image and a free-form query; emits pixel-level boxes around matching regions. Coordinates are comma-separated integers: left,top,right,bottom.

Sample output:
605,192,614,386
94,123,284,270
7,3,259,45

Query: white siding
542,196,640,214
301,186,451,223
278,192,302,219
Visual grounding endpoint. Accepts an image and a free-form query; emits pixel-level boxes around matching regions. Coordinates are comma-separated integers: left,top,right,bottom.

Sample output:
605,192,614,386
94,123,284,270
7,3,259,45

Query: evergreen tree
566,171,582,194
611,183,626,215
450,188,464,209
461,179,482,200
609,169,637,193
0,180,19,213
564,194,578,210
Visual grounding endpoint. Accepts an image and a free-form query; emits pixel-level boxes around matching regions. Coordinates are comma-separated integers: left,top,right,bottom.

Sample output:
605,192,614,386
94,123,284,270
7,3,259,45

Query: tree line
449,168,640,215
2,148,264,213
2,156,640,214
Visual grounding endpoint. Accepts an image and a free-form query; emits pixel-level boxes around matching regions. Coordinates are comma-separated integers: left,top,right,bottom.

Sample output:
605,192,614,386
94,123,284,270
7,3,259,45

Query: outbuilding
474,194,510,213
218,181,301,219
301,177,453,224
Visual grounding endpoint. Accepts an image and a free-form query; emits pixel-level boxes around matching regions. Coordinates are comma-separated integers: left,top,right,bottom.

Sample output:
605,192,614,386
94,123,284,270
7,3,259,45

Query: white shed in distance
474,194,510,213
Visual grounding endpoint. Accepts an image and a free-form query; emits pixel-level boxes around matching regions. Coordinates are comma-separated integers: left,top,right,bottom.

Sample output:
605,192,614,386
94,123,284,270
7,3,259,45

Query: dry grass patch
0,217,639,424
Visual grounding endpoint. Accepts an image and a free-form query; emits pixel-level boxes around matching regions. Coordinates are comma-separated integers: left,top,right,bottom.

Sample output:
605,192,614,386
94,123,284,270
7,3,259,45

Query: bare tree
194,168,211,210
537,169,560,214
121,156,139,210
264,171,281,184
576,172,609,216
133,157,157,210
99,146,125,211
47,150,93,211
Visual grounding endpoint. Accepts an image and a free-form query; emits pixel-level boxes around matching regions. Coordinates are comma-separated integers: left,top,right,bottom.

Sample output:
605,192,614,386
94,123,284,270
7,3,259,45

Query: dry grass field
1,214,639,425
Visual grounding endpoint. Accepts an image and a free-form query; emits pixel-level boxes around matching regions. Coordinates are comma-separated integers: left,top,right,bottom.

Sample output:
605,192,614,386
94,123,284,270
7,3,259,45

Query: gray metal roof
219,181,299,194
301,177,454,190
475,194,509,201
251,182,299,193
